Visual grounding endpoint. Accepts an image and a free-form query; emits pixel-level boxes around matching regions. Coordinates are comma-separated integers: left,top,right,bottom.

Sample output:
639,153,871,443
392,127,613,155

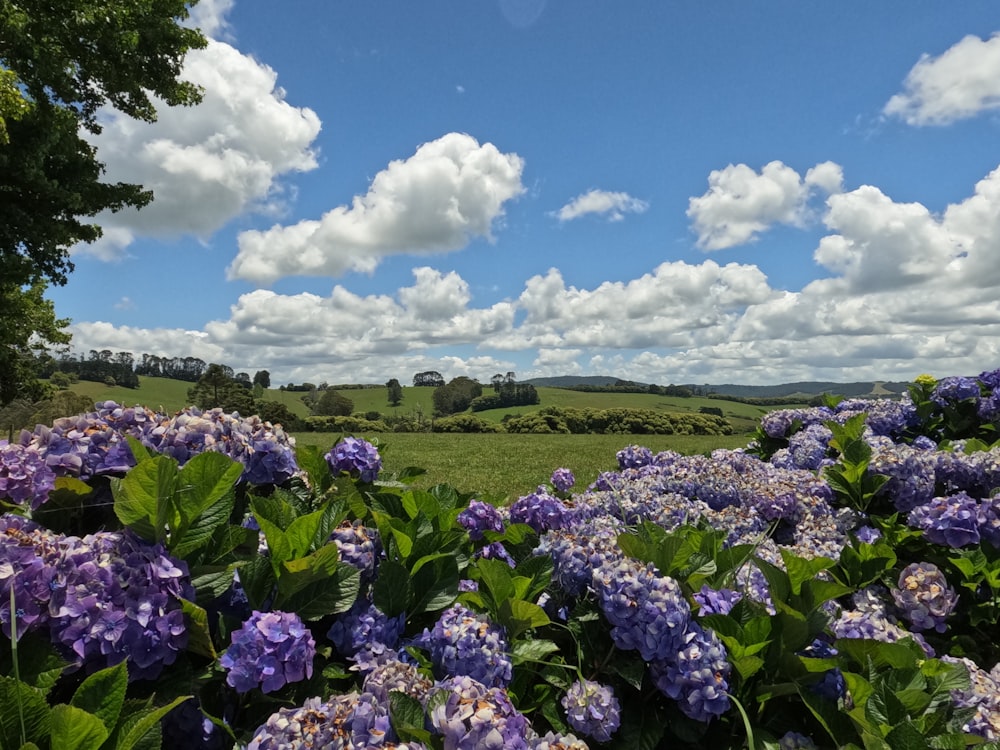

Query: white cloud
185,0,235,40
66,164,1000,386
75,40,321,259
554,189,648,222
227,133,525,284
884,32,1000,125
687,161,841,250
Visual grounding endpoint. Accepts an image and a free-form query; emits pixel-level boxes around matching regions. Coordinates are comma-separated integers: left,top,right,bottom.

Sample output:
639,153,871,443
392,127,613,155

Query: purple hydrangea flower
891,562,957,633
327,599,405,672
931,376,981,407
561,678,621,743
508,488,569,533
0,442,56,510
475,541,516,568
329,521,381,584
220,610,315,693
550,468,575,493
797,638,846,701
457,500,505,540
651,622,731,722
248,694,370,750
591,558,691,661
617,444,654,470
418,604,513,688
908,493,981,548
427,675,530,750
693,584,742,616
325,437,382,483
778,732,819,749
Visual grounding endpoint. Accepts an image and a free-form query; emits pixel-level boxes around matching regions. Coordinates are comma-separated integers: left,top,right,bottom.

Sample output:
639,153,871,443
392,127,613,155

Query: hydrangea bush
1,368,1000,748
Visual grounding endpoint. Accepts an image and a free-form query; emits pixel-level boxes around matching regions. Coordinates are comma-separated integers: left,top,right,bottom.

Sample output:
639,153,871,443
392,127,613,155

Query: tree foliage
0,0,207,405
413,371,445,387
432,376,483,416
386,378,403,407
0,282,70,405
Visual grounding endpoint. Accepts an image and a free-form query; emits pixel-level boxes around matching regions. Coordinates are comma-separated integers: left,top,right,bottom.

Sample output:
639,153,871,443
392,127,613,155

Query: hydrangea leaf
389,691,432,745
48,704,108,750
113,696,189,750
179,598,216,660
373,559,412,617
69,661,127,734
111,454,179,543
283,562,361,620
0,676,52,749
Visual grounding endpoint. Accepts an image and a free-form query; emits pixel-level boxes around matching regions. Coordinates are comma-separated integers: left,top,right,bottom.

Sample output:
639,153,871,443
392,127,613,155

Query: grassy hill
51,379,800,434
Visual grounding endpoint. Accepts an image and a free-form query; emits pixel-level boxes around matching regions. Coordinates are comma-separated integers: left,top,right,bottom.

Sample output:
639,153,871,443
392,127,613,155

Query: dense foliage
2,368,1000,748
503,405,734,436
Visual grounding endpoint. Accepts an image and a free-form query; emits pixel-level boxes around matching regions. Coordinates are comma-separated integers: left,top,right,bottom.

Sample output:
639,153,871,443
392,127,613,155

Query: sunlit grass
293,431,751,503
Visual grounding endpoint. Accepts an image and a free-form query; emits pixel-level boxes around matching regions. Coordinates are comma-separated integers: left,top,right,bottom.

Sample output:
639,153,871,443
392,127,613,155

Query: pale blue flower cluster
18,402,298,490
417,603,513,688
220,610,316,693
0,514,192,679
0,441,55,510
561,678,621,742
891,562,958,633
325,436,382,483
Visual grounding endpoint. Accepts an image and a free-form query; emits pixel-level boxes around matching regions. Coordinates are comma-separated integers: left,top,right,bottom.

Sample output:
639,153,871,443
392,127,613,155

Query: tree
313,390,354,417
432,376,483,416
413,371,445,387
253,370,271,389
1,1,207,404
187,366,256,414
386,378,403,407
0,282,70,405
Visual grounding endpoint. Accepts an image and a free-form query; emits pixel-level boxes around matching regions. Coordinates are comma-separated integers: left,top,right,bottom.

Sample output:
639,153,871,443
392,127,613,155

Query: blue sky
50,1,1000,386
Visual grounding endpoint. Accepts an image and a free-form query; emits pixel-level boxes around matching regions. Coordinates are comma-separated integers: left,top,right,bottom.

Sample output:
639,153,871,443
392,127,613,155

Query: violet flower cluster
220,610,316,693
325,436,382,483
891,562,958,633
0,514,193,679
18,402,298,491
550,467,575,493
327,598,405,672
428,675,530,750
329,520,381,584
651,622,732,722
417,603,513,688
508,487,570,534
0,441,55,510
457,499,505,540
561,678,621,742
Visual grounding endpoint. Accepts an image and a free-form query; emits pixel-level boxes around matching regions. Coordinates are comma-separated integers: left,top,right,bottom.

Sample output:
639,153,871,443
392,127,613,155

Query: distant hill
523,376,912,399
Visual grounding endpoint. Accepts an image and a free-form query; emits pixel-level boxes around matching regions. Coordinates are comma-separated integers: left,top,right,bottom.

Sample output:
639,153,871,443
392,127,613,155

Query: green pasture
59,378,790,435
294,431,751,502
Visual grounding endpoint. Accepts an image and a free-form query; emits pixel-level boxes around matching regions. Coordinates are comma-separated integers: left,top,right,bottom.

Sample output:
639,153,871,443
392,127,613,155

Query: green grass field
294,431,752,502
61,378,787,434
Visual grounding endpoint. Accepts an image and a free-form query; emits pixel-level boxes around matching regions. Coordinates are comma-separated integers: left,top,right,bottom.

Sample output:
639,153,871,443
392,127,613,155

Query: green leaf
498,599,550,640
389,691,431,745
254,514,292,577
780,551,835,595
885,719,931,750
283,508,328,560
112,455,179,542
277,544,342,600
477,557,515,609
373,559,413,618
283,564,361,620
190,563,240,607
114,696,189,750
70,662,127,733
0,676,51,749
411,557,459,614
124,435,152,464
611,653,647,691
49,704,108,750
179,598,216,660
510,639,560,664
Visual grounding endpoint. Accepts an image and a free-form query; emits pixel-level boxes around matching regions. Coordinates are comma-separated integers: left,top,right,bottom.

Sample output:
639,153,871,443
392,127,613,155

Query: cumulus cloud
884,32,1000,125
76,39,321,259
67,164,1000,386
687,161,842,250
554,189,648,222
185,0,235,40
227,133,525,284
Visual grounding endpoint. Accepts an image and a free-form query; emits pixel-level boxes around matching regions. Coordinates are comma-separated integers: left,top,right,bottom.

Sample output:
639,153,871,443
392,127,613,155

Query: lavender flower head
457,499,505,540
419,604,513,688
220,610,315,693
508,488,569,533
931,376,981,407
329,520,381,584
550,467,576,493
327,598,405,672
651,622,731,722
778,732,819,750
693,584,743,616
325,436,382,483
891,562,958,633
0,441,56,510
908,493,981,548
427,675,530,750
248,694,363,750
617,444,654,470
561,678,621,743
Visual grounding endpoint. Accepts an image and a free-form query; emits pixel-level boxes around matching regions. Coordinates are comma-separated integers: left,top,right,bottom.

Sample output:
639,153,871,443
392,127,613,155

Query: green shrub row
503,405,734,435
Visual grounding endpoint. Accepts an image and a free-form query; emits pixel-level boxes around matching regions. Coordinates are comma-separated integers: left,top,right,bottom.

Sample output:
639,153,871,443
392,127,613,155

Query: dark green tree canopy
1,0,207,287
